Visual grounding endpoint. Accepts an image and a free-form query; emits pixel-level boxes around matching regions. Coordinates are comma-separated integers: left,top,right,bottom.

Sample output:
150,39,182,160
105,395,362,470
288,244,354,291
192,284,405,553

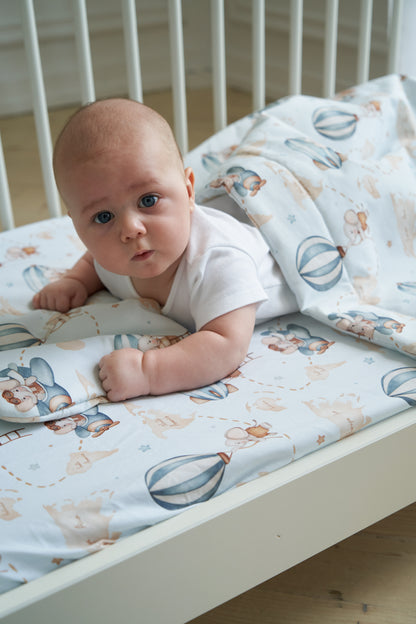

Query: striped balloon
381,367,416,406
296,236,343,291
397,282,416,295
285,137,342,169
145,452,230,510
312,107,358,140
114,334,139,350
23,265,50,292
0,323,41,351
185,381,230,402
202,152,223,172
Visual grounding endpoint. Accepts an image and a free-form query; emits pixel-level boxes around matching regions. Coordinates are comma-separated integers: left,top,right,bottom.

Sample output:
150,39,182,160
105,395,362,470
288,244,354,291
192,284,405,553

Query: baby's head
53,98,184,192
54,98,195,283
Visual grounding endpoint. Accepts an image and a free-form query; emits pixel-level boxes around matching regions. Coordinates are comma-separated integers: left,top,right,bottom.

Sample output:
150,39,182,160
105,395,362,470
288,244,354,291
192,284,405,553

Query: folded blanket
187,74,416,358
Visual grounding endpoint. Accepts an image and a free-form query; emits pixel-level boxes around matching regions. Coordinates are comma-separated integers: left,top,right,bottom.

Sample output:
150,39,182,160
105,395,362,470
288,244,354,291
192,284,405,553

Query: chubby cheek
92,247,127,273
78,233,124,271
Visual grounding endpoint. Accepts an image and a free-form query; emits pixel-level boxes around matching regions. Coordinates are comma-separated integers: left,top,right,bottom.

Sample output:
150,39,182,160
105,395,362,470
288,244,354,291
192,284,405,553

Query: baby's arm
98,304,257,401
32,251,103,312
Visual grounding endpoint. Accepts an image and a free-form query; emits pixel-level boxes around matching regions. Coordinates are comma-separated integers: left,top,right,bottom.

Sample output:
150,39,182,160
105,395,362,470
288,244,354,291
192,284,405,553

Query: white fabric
95,204,298,331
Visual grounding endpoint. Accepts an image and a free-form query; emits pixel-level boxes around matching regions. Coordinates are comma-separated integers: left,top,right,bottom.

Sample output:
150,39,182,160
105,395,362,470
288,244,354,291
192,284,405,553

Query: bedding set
1,74,416,593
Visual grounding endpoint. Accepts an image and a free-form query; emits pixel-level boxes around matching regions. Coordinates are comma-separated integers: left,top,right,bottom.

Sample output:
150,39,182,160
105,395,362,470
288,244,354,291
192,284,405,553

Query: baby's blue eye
139,195,158,209
94,211,113,224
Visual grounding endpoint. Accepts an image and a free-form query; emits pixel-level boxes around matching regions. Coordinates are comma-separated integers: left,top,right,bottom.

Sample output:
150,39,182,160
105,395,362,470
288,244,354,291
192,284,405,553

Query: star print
364,357,374,364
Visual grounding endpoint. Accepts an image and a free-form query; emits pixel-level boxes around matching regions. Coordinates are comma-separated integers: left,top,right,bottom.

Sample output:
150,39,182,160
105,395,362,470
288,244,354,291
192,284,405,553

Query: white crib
1,2,416,623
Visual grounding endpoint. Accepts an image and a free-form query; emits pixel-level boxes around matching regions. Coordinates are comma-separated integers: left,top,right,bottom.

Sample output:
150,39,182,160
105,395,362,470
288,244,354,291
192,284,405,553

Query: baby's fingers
32,292,41,309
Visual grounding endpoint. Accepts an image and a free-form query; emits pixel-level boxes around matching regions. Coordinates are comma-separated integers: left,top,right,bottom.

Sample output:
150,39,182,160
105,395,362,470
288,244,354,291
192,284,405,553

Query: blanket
2,75,416,592
187,74,416,358
1,74,416,424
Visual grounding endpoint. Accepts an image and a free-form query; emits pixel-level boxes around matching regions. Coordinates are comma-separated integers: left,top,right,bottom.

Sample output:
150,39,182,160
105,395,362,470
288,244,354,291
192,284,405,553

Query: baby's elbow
223,339,250,378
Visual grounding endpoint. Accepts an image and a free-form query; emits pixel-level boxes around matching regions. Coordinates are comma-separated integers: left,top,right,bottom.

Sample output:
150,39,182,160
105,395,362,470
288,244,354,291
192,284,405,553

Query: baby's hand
98,348,151,401
32,277,89,313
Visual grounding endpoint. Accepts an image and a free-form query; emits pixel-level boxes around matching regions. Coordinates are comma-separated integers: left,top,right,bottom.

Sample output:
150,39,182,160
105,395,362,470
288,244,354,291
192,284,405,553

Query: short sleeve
189,246,268,330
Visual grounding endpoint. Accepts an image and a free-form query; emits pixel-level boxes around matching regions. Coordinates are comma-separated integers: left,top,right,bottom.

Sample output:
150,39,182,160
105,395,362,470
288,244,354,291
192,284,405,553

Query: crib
1,1,416,623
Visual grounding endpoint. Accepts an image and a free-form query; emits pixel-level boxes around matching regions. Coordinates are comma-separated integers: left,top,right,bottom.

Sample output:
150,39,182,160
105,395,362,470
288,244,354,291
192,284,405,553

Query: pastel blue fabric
187,74,416,358
1,75,416,593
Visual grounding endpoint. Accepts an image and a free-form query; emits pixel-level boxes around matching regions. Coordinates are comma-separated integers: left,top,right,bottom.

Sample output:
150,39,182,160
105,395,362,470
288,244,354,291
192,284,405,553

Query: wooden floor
1,89,416,623
190,503,416,623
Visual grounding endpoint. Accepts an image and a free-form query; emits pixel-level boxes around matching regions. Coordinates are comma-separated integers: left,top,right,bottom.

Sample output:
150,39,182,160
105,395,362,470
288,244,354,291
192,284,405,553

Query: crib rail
0,0,405,231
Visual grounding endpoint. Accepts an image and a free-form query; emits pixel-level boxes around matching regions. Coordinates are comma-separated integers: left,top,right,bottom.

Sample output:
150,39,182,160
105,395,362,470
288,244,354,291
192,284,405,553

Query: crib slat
289,0,303,95
323,0,339,97
388,0,404,74
252,0,265,111
122,0,143,102
72,0,95,104
0,135,14,231
20,0,61,219
168,0,188,155
211,0,227,131
356,0,373,85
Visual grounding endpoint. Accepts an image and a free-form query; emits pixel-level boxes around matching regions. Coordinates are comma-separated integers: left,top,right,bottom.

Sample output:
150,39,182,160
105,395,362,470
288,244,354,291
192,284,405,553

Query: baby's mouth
132,250,154,261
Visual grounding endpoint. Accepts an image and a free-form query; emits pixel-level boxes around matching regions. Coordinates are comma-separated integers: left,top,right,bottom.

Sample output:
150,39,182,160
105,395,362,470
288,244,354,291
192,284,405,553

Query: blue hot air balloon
397,282,416,296
296,236,343,291
202,151,223,172
114,334,139,350
312,107,358,140
184,381,231,402
0,323,41,351
381,367,416,406
285,137,342,169
145,452,230,510
23,265,51,292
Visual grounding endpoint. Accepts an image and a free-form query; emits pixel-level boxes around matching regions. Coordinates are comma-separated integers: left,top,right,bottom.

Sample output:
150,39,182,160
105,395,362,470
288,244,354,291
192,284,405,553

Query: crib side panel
0,0,406,231
1,408,416,624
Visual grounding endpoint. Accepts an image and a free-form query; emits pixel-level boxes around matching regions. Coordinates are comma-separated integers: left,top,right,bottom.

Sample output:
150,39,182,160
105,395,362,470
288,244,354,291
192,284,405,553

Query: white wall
0,0,406,118
226,0,392,100
0,0,211,116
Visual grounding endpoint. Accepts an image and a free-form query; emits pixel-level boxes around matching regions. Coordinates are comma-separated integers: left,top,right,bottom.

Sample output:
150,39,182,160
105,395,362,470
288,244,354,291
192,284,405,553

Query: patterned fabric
187,74,416,357
0,75,415,593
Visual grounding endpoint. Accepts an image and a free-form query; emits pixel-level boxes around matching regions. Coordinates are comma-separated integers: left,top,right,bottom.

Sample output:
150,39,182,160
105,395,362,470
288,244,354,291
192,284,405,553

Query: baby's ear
184,167,195,206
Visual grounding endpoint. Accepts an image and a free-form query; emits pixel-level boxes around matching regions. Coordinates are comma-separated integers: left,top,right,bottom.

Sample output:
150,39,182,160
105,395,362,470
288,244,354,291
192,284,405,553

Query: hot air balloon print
296,236,343,291
285,137,343,169
23,265,61,292
23,265,49,292
0,323,41,351
145,452,230,510
397,282,416,296
312,107,358,140
202,146,238,172
114,334,139,350
185,380,238,403
381,367,416,406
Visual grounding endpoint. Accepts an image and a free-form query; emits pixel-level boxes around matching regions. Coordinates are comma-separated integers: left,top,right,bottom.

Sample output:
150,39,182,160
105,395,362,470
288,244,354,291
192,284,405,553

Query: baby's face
60,134,195,291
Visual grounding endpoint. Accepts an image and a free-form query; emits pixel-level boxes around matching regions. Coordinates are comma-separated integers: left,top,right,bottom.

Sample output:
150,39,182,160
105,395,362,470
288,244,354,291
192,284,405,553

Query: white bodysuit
94,204,298,332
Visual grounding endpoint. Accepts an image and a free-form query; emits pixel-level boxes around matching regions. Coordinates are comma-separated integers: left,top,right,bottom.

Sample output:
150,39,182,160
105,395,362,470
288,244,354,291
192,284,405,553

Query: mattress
0,214,412,593
2,73,416,594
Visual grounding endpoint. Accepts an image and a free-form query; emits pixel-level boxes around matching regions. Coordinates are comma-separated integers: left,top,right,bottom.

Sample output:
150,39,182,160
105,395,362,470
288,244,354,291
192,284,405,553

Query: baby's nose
120,211,146,241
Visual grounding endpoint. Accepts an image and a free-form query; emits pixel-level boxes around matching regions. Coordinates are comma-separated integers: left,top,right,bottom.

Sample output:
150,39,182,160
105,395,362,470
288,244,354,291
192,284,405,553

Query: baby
33,98,297,401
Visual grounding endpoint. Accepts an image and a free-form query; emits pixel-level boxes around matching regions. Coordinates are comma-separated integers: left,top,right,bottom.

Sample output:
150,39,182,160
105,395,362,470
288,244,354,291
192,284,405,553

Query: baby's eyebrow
129,174,165,192
81,196,110,213
81,177,163,213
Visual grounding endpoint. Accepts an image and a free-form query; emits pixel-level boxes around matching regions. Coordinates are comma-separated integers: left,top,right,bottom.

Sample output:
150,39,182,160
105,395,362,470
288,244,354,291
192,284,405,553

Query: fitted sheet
0,215,413,593
2,73,416,593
